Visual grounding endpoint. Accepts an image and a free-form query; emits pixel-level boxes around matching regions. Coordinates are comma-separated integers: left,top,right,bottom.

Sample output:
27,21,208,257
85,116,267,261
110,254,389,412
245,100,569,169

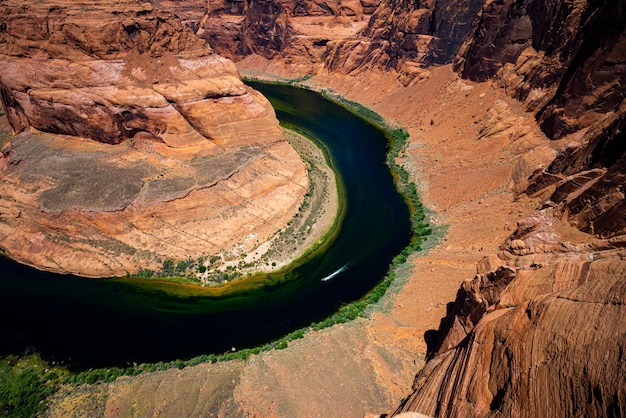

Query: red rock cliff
149,0,378,63
51,0,624,412
0,0,284,149
387,0,626,416
0,0,307,277
1,0,624,414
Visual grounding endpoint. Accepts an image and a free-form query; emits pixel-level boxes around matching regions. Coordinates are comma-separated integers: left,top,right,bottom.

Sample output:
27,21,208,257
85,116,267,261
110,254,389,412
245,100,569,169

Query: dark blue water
0,83,411,370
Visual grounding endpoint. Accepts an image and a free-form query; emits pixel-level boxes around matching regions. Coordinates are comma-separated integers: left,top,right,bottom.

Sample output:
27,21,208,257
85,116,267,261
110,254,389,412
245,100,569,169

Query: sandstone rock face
149,0,377,64
524,107,626,238
495,0,626,238
388,6,626,413
457,0,626,242
133,1,626,414
462,0,626,149
0,0,307,277
394,214,626,417
324,0,485,75
335,0,626,415
0,0,624,415
0,0,279,149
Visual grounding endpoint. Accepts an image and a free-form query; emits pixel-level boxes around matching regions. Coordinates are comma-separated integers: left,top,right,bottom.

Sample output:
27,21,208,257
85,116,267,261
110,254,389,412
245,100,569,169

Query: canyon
0,0,625,416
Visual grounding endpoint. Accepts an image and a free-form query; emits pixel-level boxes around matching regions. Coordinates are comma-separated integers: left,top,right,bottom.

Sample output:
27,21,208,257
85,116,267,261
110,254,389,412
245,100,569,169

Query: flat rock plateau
1,0,625,416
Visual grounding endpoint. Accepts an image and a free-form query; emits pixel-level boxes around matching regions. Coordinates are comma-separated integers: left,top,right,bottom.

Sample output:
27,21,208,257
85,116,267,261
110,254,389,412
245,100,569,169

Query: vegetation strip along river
0,83,413,369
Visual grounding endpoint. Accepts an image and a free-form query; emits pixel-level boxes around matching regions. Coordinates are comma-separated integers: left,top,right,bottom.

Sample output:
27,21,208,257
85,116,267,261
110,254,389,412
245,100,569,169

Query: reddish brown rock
0,0,307,277
525,107,626,238
318,0,626,414
0,0,282,149
461,0,626,146
0,0,624,415
149,0,376,64
394,226,626,416
390,58,626,411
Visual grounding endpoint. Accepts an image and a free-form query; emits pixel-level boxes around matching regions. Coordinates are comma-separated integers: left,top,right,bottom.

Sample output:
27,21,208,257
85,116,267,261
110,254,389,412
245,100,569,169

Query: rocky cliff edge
387,0,626,415
0,0,307,277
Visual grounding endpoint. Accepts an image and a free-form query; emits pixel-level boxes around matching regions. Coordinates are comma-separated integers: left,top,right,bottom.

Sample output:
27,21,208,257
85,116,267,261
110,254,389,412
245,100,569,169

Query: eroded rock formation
0,0,281,148
394,214,626,417
383,1,626,414
149,0,378,68
0,0,307,277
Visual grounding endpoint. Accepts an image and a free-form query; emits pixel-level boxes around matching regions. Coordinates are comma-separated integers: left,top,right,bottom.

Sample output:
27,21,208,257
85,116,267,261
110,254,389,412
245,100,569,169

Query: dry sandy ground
48,63,557,417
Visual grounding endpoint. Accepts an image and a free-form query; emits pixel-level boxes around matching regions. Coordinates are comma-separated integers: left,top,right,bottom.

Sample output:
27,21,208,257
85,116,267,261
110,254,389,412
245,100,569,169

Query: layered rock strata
149,0,378,66
0,0,307,277
387,0,626,415
394,216,626,417
0,0,624,415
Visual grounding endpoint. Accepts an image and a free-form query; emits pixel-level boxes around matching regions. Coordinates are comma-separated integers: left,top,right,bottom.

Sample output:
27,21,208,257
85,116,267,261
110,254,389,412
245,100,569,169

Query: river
0,83,411,370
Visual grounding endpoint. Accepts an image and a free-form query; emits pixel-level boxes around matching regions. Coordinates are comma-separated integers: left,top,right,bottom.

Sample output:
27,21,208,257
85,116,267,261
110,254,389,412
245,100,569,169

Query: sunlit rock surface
0,0,307,277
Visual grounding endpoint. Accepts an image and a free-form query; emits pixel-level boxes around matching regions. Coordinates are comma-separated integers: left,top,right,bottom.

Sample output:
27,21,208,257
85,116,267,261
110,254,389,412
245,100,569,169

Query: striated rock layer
33,5,626,413
0,0,307,277
211,0,626,414
395,217,626,416
149,0,378,70
385,0,626,416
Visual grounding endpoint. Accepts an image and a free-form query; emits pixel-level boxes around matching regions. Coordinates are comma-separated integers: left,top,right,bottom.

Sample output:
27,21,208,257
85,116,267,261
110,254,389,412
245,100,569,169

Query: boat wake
321,263,351,282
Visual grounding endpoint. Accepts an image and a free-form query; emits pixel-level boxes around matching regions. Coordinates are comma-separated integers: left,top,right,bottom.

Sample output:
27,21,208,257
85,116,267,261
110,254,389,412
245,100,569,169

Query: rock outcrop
0,0,281,149
0,0,307,277
394,215,626,417
148,0,377,65
385,0,626,415
0,0,625,415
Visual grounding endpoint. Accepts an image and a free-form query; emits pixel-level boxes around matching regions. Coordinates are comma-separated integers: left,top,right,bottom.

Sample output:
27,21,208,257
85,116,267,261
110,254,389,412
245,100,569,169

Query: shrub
0,357,58,418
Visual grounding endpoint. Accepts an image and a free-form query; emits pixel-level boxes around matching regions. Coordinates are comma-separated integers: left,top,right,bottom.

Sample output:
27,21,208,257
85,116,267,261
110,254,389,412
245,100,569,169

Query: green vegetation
0,355,64,417
240,78,433,325
247,76,433,251
72,84,429,381
283,74,314,85
52,324,313,390
305,98,432,326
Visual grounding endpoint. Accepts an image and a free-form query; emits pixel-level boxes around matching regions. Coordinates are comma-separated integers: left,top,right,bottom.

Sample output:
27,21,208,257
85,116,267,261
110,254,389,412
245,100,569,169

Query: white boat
321,264,350,282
